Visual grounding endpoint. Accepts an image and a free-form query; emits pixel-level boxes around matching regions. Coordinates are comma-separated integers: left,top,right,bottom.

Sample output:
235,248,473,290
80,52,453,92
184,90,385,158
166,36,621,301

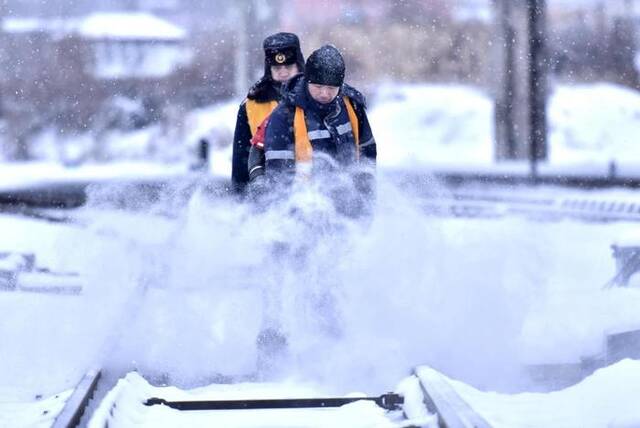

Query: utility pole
494,0,516,159
233,0,250,98
528,0,547,179
0,13,3,163
493,0,548,175
0,0,5,137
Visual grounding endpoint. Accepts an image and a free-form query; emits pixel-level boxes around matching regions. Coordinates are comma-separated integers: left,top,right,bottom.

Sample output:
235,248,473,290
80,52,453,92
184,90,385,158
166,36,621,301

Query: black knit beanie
305,45,345,87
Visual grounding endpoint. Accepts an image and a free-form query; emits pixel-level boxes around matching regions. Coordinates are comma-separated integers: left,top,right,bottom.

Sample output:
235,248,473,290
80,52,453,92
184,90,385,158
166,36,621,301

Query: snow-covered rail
412,367,492,428
52,369,102,428
419,190,640,222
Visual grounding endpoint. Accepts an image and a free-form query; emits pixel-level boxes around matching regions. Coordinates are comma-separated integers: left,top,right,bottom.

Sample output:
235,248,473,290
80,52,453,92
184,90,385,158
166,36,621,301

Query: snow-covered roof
2,12,186,42
78,13,186,41
3,17,44,33
2,17,76,36
451,0,492,23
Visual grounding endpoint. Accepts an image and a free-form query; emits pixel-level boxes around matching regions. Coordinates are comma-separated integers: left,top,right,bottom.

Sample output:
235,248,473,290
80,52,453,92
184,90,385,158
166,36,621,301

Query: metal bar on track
144,393,404,411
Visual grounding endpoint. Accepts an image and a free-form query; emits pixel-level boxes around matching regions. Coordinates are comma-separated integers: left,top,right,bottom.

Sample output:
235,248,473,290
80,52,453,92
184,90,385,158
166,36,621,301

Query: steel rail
51,369,102,428
413,367,492,428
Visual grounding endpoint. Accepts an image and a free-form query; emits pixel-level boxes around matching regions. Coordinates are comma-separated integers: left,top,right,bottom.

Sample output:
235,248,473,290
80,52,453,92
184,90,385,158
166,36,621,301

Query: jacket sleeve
248,144,265,181
264,104,295,187
356,103,377,167
231,102,252,193
352,101,377,206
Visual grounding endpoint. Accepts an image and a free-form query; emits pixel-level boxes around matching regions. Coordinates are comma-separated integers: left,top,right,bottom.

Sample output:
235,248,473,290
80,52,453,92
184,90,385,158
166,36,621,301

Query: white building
451,0,492,23
2,12,192,80
601,0,640,18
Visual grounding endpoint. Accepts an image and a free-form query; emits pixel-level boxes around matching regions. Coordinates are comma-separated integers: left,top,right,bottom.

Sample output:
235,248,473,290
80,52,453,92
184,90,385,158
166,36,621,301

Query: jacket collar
247,76,282,102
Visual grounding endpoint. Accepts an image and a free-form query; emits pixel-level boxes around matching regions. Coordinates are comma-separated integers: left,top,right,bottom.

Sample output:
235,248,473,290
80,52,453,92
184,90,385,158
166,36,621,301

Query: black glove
353,171,376,199
248,173,269,203
248,145,266,182
352,171,376,218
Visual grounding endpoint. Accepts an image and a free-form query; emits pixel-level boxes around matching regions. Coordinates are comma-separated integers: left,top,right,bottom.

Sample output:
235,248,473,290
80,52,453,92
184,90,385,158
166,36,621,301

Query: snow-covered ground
369,82,640,170
1,177,640,426
2,82,640,426
420,360,640,428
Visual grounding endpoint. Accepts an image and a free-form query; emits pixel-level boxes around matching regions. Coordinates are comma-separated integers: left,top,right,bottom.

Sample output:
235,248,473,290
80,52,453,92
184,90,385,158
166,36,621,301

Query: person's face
307,83,340,104
270,63,299,82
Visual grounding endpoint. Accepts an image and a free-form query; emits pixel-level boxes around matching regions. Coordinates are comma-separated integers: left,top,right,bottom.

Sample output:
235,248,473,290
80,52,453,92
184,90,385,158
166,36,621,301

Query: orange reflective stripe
343,96,360,160
246,99,278,136
294,107,313,163
293,97,360,164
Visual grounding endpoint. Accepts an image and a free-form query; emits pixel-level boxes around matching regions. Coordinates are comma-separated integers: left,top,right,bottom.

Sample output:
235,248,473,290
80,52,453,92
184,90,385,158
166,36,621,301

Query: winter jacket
231,77,282,193
263,74,377,188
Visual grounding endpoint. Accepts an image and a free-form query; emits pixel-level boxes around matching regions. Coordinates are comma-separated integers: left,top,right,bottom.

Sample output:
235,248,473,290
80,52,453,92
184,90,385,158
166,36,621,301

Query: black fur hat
263,32,305,72
247,33,305,101
305,44,345,87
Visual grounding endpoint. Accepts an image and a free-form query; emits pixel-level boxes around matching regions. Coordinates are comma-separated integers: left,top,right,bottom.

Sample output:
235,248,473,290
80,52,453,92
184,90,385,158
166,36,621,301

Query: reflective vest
254,97,360,164
294,96,360,165
245,99,278,136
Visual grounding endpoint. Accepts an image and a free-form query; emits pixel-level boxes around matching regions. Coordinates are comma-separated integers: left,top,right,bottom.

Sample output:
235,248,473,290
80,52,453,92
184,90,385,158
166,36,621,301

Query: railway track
7,177,634,427
43,365,493,428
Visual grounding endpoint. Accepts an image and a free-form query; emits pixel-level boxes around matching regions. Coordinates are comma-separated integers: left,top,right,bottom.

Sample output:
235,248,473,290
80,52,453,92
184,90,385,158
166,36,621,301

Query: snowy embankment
369,82,640,174
0,161,187,192
446,359,640,428
0,389,71,428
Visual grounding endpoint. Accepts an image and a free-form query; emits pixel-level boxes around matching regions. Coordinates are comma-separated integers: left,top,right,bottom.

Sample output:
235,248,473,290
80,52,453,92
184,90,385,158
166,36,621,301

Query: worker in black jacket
261,44,377,216
230,32,305,194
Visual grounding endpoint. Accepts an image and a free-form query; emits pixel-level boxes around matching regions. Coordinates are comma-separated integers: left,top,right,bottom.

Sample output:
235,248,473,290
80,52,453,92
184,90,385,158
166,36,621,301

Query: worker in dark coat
255,46,378,375
260,44,377,214
230,32,305,194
